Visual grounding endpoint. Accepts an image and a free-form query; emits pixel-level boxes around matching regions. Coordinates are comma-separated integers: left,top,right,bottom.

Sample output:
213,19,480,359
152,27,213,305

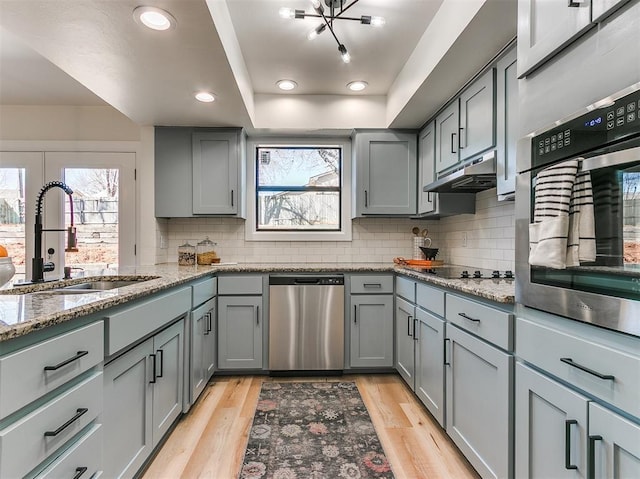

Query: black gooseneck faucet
32,181,78,283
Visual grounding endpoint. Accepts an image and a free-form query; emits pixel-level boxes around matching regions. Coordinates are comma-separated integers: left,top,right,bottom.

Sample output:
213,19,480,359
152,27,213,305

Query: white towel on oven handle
566,167,596,266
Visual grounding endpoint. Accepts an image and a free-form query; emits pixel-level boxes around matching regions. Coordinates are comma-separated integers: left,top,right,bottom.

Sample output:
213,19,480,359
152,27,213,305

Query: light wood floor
142,374,480,479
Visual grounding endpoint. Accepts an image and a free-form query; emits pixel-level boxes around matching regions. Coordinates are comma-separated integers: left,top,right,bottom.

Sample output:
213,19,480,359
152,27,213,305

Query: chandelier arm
319,9,342,47
300,13,363,21
335,0,360,18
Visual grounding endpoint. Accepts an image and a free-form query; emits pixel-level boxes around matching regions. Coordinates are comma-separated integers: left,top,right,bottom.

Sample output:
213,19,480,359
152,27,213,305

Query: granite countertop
0,262,514,343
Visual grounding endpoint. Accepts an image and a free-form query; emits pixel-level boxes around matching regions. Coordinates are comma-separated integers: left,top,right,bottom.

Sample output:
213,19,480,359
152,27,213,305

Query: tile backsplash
156,189,514,270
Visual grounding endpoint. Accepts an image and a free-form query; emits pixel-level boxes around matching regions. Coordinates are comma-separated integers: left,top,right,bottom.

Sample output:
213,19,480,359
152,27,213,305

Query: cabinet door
418,122,437,215
203,302,216,381
592,0,631,21
350,295,393,368
435,102,460,174
155,127,193,217
190,305,206,403
395,297,416,388
218,296,263,369
415,307,445,427
588,403,640,479
103,338,154,479
515,363,588,479
355,131,417,215
459,68,496,161
446,325,512,479
151,319,184,446
517,0,593,77
496,47,518,200
192,131,239,215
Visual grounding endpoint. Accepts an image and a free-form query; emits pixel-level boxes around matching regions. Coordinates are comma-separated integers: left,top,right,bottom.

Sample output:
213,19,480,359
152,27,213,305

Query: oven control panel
532,88,640,168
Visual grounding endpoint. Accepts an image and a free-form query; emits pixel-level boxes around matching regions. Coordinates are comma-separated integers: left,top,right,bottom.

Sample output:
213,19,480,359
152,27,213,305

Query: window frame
245,137,352,242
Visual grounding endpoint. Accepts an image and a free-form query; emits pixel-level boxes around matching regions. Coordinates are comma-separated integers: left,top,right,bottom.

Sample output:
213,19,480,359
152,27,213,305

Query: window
256,146,342,231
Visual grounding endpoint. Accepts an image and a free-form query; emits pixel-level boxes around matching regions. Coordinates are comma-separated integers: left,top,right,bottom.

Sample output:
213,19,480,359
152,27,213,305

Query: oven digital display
584,116,603,127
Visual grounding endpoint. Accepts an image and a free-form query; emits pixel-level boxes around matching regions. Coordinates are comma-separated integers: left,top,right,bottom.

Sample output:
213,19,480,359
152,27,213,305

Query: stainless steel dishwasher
269,275,344,371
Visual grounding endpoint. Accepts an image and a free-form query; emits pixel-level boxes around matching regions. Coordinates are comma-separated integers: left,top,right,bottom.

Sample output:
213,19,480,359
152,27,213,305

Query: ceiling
0,0,517,132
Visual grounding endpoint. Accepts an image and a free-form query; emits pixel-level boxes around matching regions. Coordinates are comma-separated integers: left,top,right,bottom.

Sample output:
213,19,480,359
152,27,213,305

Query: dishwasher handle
294,278,321,284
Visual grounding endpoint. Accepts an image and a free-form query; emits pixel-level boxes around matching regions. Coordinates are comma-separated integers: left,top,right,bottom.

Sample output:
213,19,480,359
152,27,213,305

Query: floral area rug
239,381,394,479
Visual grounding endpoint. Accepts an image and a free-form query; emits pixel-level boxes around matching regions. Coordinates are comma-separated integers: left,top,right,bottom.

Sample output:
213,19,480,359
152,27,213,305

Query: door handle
354,305,357,323
364,190,368,208
44,408,88,437
413,317,418,341
256,305,260,325
73,467,88,479
231,189,234,207
451,132,457,154
568,0,586,6
407,315,413,337
588,435,603,479
204,312,210,335
459,127,465,149
565,419,578,470
444,338,451,366
149,353,157,384
156,349,164,378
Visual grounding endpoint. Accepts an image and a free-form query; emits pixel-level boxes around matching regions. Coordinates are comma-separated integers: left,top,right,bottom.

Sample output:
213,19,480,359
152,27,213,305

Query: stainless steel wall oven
516,83,640,337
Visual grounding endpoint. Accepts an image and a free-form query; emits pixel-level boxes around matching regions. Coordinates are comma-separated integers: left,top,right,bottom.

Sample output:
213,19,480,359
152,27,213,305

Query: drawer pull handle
560,358,615,381
73,467,88,479
458,312,481,323
588,435,603,479
44,408,88,437
150,353,157,384
565,419,578,470
363,283,382,288
364,190,368,208
44,351,89,371
231,189,234,207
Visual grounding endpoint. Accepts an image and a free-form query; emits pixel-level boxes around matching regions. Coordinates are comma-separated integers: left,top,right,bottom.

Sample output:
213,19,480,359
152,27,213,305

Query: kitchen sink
25,276,157,295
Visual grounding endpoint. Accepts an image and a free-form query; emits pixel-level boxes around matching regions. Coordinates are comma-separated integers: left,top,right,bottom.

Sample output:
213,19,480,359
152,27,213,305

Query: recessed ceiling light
195,92,215,103
277,80,298,91
133,6,176,31
347,81,368,92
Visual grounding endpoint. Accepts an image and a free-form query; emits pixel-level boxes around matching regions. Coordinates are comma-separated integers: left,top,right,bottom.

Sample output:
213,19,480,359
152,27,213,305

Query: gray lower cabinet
191,298,216,403
414,307,445,427
395,296,416,386
517,0,593,77
350,295,393,368
515,362,589,479
353,130,417,216
588,403,640,477
217,296,263,369
446,323,512,479
496,45,518,201
103,319,184,479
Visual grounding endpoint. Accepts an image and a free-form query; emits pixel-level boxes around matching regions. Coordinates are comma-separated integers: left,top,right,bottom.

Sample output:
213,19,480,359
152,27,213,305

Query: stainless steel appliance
269,275,344,371
411,266,514,281
424,150,497,193
516,83,640,337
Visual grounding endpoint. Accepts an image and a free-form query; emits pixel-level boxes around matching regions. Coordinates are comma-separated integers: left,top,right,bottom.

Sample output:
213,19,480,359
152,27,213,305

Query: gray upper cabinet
459,68,496,162
192,131,242,215
517,0,593,77
353,130,417,216
496,46,518,201
418,123,437,215
516,362,589,479
592,0,632,21
435,102,460,174
155,127,245,218
217,296,263,370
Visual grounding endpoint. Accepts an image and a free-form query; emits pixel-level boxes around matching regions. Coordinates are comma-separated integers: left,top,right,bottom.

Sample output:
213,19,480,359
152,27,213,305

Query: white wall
160,188,515,270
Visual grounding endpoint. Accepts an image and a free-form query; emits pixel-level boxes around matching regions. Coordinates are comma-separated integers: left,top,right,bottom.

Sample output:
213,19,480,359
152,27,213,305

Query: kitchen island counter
0,262,514,342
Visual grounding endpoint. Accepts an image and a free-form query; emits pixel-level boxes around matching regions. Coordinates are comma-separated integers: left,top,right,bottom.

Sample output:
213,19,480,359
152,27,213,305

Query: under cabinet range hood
424,151,497,193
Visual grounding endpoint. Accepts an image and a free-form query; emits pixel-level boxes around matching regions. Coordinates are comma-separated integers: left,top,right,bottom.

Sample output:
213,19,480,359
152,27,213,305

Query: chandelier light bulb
279,7,295,19
307,24,326,41
338,44,351,63
371,16,386,27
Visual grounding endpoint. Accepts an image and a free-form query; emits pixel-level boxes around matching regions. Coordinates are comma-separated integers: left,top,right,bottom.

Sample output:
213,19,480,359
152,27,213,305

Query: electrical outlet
159,233,167,249
462,232,468,247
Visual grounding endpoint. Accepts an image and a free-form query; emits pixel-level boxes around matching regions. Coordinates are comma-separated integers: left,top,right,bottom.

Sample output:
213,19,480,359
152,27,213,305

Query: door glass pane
63,168,119,269
0,168,26,282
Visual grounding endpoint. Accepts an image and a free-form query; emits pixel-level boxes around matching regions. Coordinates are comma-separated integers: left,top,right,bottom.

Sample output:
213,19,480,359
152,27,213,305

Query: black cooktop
417,266,514,280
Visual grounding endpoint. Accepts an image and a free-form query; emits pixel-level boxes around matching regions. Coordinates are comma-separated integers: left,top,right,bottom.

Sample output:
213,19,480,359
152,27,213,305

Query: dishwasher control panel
269,275,344,286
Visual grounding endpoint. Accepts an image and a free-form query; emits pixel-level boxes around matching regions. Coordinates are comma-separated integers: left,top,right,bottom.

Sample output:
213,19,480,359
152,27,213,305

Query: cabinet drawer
105,286,191,356
218,275,263,295
35,424,102,479
446,294,513,351
192,276,217,307
517,316,640,419
0,372,102,479
416,282,444,318
0,322,103,420
395,276,416,302
350,275,393,294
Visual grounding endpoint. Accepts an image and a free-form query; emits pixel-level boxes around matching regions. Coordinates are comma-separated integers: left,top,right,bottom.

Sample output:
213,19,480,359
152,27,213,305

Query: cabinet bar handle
568,0,586,6
413,318,418,341
44,351,88,371
565,419,578,470
459,127,465,149
458,312,481,323
157,349,164,378
208,310,213,333
44,408,88,437
231,189,234,207
256,305,260,325
451,132,457,154
444,338,451,366
73,467,88,479
407,315,413,336
363,283,382,288
427,192,432,202
354,305,357,323
149,353,157,384
204,312,210,335
364,190,368,208
588,435,603,479
560,358,615,381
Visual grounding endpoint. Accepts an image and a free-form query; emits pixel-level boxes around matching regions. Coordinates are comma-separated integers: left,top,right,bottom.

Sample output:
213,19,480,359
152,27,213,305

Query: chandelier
279,0,385,63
